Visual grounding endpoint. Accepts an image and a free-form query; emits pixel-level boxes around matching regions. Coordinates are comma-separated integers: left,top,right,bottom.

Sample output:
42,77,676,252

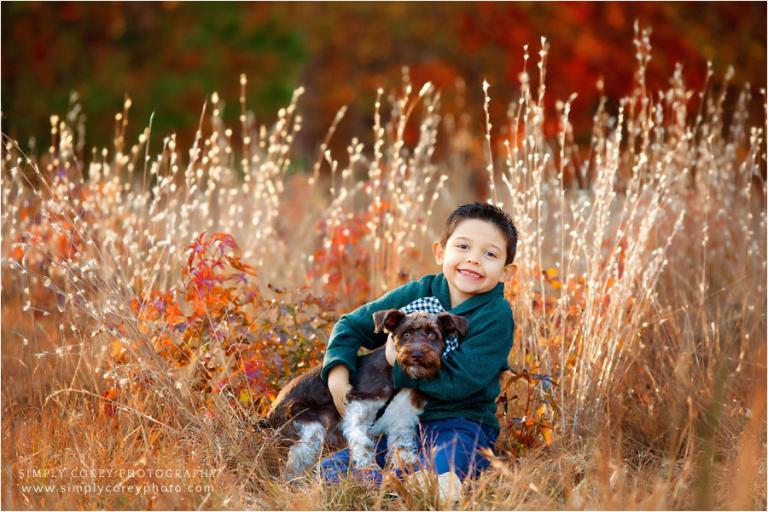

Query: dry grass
2,26,766,510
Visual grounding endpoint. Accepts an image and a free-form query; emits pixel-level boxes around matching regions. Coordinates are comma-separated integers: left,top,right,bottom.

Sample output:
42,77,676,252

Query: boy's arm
327,365,352,415
392,309,514,401
320,276,428,383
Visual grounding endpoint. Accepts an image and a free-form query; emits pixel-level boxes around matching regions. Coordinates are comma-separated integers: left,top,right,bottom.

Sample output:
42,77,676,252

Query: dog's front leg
372,389,425,469
285,421,327,480
342,399,386,469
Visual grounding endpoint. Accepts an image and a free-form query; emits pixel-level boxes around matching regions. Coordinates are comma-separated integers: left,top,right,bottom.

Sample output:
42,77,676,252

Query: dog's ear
437,313,468,338
373,309,407,334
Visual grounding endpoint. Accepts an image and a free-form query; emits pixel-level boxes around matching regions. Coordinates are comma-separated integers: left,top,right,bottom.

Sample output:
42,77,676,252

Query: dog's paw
389,447,419,469
352,453,376,469
398,449,419,466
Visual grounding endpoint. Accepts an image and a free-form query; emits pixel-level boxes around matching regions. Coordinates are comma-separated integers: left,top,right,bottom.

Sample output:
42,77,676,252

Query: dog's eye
428,332,437,339
403,331,411,338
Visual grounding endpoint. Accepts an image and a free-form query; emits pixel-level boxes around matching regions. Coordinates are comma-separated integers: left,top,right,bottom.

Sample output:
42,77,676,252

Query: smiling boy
318,202,517,501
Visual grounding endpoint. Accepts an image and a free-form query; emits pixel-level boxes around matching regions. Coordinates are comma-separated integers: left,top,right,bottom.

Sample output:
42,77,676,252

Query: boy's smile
457,268,483,280
433,218,511,308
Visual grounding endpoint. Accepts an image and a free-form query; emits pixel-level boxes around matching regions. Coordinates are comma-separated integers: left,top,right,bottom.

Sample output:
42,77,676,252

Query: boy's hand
385,334,396,366
328,365,353,416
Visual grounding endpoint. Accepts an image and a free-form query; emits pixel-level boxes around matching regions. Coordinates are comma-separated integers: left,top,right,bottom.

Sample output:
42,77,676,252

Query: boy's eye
456,244,469,250
485,251,497,258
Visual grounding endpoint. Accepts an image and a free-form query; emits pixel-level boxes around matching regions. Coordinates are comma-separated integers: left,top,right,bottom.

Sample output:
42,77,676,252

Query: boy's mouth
458,268,483,280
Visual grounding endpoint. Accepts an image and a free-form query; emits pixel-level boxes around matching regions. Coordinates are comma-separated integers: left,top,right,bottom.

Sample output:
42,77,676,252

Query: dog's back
265,349,393,435
264,366,338,439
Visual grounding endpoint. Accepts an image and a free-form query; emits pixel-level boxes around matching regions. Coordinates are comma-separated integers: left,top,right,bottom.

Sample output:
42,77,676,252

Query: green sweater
320,273,514,431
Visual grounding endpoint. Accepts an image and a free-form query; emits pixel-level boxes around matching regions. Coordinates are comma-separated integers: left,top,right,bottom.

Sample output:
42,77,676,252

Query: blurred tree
2,2,765,166
2,2,306,152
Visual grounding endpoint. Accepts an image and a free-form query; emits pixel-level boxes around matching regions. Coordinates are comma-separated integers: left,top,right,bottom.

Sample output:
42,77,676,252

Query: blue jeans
317,418,497,485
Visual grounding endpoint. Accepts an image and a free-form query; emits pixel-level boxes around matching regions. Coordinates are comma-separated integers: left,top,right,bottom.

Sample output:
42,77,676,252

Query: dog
263,308,468,479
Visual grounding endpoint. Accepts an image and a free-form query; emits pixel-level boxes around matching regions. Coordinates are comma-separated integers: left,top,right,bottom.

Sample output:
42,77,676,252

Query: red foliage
308,211,372,309
122,232,337,417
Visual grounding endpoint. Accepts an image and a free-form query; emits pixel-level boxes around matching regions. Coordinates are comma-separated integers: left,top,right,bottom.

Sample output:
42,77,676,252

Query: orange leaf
10,244,24,262
110,340,126,359
102,387,119,416
541,425,553,447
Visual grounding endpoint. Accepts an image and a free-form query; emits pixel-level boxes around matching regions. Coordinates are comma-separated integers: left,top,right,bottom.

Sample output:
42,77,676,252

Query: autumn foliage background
2,3,767,510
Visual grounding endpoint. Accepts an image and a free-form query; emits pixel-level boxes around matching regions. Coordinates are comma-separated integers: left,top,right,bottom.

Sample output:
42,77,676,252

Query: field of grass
2,30,766,510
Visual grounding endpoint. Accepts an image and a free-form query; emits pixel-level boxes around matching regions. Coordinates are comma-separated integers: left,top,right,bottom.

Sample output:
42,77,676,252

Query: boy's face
433,218,511,306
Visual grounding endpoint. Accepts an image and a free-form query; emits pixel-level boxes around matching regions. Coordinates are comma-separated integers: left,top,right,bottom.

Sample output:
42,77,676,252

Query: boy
318,202,517,501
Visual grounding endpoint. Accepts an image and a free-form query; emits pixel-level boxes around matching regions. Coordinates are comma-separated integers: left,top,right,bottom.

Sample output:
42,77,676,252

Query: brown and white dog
263,309,468,479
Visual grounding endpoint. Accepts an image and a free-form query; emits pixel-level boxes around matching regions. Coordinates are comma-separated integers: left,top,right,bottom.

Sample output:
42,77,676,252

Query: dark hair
440,203,518,265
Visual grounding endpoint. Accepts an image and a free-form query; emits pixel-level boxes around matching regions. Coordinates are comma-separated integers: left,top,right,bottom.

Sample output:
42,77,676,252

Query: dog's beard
398,352,442,380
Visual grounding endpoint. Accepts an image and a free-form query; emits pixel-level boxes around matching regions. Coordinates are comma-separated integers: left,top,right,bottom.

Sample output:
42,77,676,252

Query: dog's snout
410,350,424,361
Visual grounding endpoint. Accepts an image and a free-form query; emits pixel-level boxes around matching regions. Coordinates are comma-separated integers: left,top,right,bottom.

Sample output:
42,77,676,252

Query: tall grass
498,28,766,438
2,24,765,509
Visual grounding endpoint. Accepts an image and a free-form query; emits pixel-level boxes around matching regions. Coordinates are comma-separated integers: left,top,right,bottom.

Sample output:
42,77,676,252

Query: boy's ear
373,309,406,334
501,263,516,282
432,241,444,264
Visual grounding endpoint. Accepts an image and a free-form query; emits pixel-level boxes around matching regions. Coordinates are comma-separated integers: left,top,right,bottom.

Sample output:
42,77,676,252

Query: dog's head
372,309,468,379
